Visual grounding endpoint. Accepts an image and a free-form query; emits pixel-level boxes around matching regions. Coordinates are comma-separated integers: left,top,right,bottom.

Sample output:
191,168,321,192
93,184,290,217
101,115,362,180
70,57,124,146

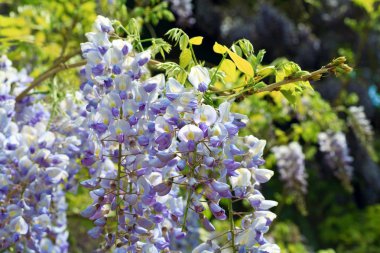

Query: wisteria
167,0,195,26
77,15,279,252
348,106,374,143
272,142,308,205
318,132,353,191
0,56,71,252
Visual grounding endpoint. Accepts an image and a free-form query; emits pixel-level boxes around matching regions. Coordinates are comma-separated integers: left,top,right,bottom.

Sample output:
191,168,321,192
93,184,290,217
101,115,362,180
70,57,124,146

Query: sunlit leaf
179,48,192,68
227,49,254,77
189,36,203,45
213,42,228,54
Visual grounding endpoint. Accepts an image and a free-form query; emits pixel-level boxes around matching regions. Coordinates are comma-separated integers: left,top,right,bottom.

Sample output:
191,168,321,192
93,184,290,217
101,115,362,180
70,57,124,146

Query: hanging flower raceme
79,15,279,253
49,92,89,192
272,142,308,195
318,131,353,191
0,56,70,252
348,106,374,144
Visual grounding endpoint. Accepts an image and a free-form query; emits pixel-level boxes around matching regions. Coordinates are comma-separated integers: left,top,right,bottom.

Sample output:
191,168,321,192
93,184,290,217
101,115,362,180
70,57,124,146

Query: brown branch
15,60,86,102
212,57,352,101
254,63,337,93
53,50,81,67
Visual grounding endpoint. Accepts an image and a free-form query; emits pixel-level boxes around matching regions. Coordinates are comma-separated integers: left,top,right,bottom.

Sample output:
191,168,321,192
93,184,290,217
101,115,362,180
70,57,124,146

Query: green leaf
149,38,171,59
253,82,266,90
275,61,313,105
179,48,192,68
280,89,297,105
166,28,189,50
256,49,266,64
179,35,188,50
257,66,275,77
237,39,254,57
157,62,186,79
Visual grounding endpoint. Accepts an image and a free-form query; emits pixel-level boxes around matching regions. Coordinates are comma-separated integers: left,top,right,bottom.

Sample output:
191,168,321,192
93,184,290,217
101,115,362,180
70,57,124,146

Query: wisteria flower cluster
318,131,353,191
0,56,74,252
168,0,195,26
272,142,307,203
78,15,279,252
348,106,374,143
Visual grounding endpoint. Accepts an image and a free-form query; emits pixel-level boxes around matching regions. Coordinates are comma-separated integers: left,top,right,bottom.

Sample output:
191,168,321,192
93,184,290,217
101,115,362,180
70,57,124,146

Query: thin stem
209,53,227,87
182,144,197,232
115,106,123,243
255,67,328,93
228,197,236,253
189,44,198,65
208,230,230,241
181,192,192,232
145,23,157,38
53,50,81,67
15,60,86,102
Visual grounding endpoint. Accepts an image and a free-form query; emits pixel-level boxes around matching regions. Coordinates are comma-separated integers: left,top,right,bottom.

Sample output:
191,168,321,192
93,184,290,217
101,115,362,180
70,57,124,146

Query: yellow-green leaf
177,71,188,84
227,49,254,77
220,59,236,82
0,16,26,27
0,27,31,38
257,66,275,77
179,48,192,68
179,35,188,50
213,42,228,54
189,36,203,45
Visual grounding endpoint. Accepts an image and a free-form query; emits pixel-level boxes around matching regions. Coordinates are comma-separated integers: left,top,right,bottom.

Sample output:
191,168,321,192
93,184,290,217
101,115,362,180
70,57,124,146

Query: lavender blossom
348,106,374,143
318,132,353,191
167,0,195,26
78,15,278,252
272,142,308,196
0,56,70,252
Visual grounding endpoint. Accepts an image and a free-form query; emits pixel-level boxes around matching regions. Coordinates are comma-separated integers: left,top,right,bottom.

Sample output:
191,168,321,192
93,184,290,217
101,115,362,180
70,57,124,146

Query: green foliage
320,205,380,253
165,28,190,50
147,38,172,58
271,221,309,253
236,38,255,58
157,61,187,82
275,61,313,105
2,2,378,253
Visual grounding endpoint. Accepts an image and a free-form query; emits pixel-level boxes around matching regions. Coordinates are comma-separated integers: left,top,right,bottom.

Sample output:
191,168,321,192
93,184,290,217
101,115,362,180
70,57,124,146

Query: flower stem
209,53,227,87
181,192,192,232
189,44,198,65
228,198,236,253
116,142,122,242
182,145,197,232
116,107,123,243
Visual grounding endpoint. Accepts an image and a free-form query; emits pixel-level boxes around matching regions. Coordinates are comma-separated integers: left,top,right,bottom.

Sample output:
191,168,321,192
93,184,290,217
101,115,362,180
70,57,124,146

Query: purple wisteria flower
167,0,195,26
318,131,353,191
348,106,374,144
0,56,71,252
78,15,279,252
272,142,308,196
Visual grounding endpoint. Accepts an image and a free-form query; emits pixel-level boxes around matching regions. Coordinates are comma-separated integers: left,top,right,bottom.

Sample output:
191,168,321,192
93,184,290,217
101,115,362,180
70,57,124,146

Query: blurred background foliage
1,0,380,252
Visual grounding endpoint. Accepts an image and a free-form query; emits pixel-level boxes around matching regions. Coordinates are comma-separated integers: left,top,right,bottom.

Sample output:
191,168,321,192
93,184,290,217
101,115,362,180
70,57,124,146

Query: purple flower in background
318,132,353,191
272,142,308,196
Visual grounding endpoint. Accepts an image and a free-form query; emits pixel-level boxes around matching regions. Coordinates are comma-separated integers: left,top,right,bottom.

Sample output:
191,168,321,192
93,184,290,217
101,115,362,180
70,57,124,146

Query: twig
210,57,352,101
15,60,86,102
228,198,236,253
